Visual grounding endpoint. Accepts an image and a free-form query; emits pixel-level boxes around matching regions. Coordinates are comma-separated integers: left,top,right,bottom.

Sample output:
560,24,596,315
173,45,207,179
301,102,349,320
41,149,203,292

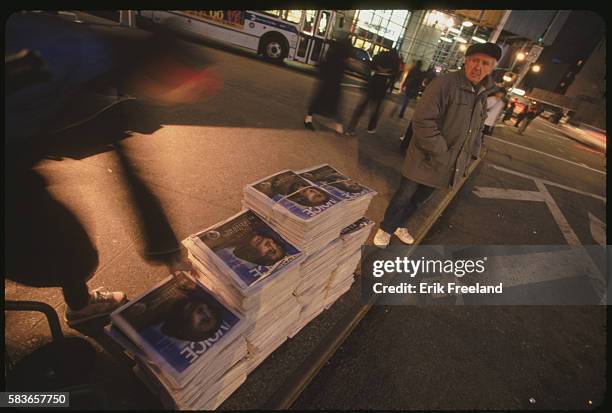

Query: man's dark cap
466,42,502,61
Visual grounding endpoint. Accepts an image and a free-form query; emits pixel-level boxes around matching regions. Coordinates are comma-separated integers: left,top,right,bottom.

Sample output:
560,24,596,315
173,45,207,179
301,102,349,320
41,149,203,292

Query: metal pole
514,59,531,90
488,10,511,43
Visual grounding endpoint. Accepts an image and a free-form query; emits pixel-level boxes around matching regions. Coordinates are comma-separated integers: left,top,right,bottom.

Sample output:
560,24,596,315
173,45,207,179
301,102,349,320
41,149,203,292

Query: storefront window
353,9,409,48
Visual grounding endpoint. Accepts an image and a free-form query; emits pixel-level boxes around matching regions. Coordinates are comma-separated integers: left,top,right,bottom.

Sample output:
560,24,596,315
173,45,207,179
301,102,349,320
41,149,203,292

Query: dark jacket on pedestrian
366,49,400,99
308,37,351,118
402,68,497,188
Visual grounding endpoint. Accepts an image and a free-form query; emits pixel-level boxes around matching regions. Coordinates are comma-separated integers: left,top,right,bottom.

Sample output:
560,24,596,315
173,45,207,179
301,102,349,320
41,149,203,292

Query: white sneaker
373,229,391,248
65,287,128,326
394,228,415,245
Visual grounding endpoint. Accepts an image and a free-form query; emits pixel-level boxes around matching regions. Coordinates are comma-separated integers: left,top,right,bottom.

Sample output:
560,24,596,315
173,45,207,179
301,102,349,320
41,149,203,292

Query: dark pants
515,112,527,127
380,176,436,234
398,91,417,118
347,93,384,132
5,167,94,311
502,110,513,122
400,122,413,156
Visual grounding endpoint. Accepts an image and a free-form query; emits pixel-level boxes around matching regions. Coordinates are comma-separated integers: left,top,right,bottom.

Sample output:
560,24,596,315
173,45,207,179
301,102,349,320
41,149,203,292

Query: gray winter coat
402,68,497,188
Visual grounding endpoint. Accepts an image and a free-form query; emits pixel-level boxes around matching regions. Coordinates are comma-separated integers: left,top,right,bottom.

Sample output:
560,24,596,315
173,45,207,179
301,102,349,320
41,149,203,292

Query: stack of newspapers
289,218,375,338
181,210,305,374
325,218,375,309
297,164,376,226
105,271,248,410
243,167,375,255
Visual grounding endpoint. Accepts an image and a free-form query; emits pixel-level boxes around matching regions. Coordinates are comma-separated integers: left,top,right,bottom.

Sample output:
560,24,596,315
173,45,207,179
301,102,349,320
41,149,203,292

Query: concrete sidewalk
4,12,471,410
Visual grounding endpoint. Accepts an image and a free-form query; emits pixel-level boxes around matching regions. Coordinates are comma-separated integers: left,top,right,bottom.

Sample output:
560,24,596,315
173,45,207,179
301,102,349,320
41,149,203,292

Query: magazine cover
298,164,375,201
111,271,243,386
250,170,342,220
194,210,301,288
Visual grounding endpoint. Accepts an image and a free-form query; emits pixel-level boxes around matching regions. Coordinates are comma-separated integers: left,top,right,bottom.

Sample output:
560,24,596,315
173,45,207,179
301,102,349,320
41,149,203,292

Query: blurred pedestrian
502,98,516,122
517,103,543,135
393,59,426,119
483,88,506,135
346,48,400,135
304,34,352,134
374,43,501,248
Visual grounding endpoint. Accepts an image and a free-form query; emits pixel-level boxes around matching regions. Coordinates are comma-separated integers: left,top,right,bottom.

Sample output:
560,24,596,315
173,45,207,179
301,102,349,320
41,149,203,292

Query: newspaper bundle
297,164,376,227
288,218,375,338
105,271,248,410
182,210,305,374
182,210,304,315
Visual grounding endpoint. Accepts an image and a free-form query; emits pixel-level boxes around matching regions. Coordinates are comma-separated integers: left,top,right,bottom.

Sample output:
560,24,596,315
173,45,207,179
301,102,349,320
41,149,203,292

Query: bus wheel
261,35,288,63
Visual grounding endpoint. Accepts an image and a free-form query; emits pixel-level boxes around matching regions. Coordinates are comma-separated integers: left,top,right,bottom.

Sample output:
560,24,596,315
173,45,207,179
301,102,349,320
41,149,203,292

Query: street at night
4,9,607,411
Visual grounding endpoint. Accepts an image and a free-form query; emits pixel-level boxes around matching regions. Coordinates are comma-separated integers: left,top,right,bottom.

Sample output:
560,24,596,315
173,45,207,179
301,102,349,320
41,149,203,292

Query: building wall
565,38,606,129
503,10,570,45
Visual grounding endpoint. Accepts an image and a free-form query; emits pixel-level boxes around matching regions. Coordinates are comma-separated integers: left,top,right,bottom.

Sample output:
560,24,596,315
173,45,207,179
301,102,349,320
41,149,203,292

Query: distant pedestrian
483,88,506,135
374,42,501,248
502,98,516,122
514,102,535,128
346,48,400,135
517,103,543,135
394,60,427,119
304,34,352,134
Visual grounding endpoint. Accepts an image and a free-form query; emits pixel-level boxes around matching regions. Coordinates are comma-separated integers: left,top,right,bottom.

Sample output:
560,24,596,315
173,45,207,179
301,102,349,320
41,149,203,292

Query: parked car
345,47,371,79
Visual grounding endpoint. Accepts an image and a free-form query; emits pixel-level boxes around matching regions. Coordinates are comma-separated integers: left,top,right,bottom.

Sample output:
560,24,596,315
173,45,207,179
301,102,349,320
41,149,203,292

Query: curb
262,152,485,409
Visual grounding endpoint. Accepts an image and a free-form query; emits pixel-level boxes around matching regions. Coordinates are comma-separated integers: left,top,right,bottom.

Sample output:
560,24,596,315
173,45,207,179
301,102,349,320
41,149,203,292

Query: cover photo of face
198,210,301,286
298,165,374,200
116,271,241,375
251,171,341,220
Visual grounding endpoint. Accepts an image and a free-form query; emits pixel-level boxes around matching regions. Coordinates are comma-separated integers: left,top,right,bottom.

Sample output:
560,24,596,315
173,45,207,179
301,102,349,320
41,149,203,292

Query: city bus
137,10,344,65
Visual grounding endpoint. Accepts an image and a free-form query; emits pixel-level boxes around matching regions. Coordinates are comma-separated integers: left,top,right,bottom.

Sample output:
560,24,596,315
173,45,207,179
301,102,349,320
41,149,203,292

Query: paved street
5,12,607,410
293,117,607,410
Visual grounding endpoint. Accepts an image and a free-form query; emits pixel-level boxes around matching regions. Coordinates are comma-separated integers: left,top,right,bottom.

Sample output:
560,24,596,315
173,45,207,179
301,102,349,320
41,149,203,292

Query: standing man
346,48,400,135
373,43,501,247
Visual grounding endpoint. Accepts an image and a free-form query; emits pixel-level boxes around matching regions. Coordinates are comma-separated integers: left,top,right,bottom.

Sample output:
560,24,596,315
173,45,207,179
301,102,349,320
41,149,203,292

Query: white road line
487,163,606,202
486,135,605,175
588,212,606,246
425,250,603,299
535,180,582,246
340,83,366,88
473,187,545,202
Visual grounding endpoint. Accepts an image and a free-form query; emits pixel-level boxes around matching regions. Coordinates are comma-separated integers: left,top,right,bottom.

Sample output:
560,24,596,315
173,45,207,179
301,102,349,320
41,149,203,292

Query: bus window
264,10,281,18
317,11,330,36
303,11,316,35
285,10,302,24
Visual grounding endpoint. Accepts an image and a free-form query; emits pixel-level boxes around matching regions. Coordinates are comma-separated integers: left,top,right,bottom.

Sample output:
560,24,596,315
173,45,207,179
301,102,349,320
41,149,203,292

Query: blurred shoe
304,121,315,131
345,130,356,136
367,129,377,134
394,228,414,244
65,287,128,327
335,123,345,135
373,229,391,248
